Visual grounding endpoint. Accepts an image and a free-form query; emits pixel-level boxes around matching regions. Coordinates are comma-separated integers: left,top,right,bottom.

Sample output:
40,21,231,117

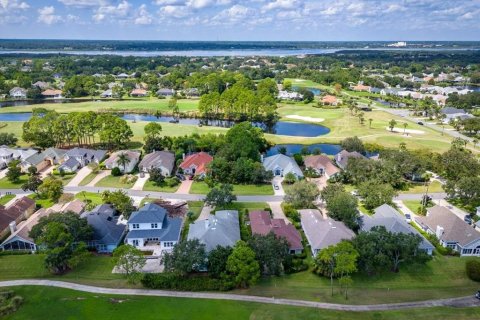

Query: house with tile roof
138,151,175,176
104,150,141,173
0,197,36,239
415,205,480,256
262,154,303,178
125,203,182,253
300,209,355,257
362,204,434,255
188,210,240,252
304,155,340,179
41,89,63,99
179,152,213,177
249,210,303,254
130,88,147,97
334,150,366,170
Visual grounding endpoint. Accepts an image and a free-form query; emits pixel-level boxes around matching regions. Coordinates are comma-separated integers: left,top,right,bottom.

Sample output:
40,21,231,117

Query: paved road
0,280,478,311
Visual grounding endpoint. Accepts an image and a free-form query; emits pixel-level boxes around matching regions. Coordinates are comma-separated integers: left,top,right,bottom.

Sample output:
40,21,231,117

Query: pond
292,86,322,96
266,143,342,156
0,113,331,137
0,99,96,108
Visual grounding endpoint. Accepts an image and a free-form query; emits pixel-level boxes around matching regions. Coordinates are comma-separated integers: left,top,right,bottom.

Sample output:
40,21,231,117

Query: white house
0,146,37,169
9,87,27,99
104,150,141,173
262,154,303,178
415,205,480,256
125,203,182,253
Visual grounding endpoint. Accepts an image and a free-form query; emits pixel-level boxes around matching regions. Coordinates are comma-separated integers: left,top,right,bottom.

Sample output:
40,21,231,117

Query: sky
0,0,479,41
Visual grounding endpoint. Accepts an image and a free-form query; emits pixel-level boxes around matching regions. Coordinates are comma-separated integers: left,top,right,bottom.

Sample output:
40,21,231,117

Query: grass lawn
53,174,76,186
6,286,480,320
95,175,135,189
27,194,54,209
182,201,205,240
78,172,98,186
0,98,199,114
0,175,28,189
190,181,274,195
217,202,269,212
142,180,180,193
401,180,444,194
0,194,15,205
74,191,104,207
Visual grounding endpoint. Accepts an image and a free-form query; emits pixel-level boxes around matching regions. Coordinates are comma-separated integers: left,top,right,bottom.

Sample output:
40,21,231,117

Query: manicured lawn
53,174,76,186
0,175,28,189
217,202,269,212
74,191,104,207
142,180,180,193
187,201,204,219
190,181,274,195
401,180,444,194
78,172,98,186
0,194,15,205
401,200,432,215
6,286,480,320
95,175,135,189
27,194,54,208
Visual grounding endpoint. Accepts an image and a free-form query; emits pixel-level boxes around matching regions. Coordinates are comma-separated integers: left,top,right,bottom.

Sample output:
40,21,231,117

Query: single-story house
184,88,200,97
130,88,147,97
81,204,127,253
0,200,86,251
21,147,66,173
9,87,27,99
415,205,480,256
188,210,240,252
104,150,141,173
249,210,303,254
156,88,175,97
138,151,175,176
352,84,371,92
116,73,129,79
0,146,38,169
100,89,113,98
179,152,213,177
278,90,303,101
304,155,340,179
300,209,355,257
32,81,49,90
362,204,434,255
125,203,182,253
440,107,473,124
41,89,63,99
0,197,36,239
334,150,366,170
321,95,338,106
262,154,303,178
58,147,107,173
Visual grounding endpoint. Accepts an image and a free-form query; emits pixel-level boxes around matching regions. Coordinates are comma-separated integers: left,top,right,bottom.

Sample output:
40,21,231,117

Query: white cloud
262,0,300,11
187,0,213,9
385,4,405,13
159,4,190,18
135,4,153,24
93,0,131,22
0,0,29,10
58,0,107,7
38,6,63,25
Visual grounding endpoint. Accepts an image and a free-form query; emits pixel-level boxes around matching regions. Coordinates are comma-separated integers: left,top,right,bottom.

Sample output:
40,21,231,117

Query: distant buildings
278,90,303,101
9,87,27,99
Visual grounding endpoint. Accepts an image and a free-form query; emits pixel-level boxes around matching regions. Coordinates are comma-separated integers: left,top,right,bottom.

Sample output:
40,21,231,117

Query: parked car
464,215,473,225
274,185,279,190
475,291,480,299
176,174,185,181
417,121,424,125
405,213,412,223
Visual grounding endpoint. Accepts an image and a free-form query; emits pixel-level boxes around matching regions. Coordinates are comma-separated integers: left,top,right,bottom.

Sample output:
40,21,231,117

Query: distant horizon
1,39,480,43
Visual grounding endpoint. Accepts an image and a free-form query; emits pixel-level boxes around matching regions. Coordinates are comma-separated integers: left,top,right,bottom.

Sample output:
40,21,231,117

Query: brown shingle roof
304,155,340,176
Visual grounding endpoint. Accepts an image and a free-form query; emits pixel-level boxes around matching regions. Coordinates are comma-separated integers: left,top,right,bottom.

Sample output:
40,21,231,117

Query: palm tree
116,152,131,173
421,172,433,210
368,118,373,129
403,122,408,134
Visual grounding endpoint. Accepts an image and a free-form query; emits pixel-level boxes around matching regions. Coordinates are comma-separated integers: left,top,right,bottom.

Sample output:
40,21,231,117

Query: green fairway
190,181,274,195
142,180,180,193
0,98,199,114
95,175,135,189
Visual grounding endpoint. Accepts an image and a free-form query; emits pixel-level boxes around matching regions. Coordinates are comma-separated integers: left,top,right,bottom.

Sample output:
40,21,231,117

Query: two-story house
125,203,182,253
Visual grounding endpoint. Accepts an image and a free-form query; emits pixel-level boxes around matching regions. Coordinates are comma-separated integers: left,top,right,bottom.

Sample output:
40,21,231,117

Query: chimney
260,154,264,163
182,153,186,160
436,225,444,239
477,206,480,217
9,221,16,233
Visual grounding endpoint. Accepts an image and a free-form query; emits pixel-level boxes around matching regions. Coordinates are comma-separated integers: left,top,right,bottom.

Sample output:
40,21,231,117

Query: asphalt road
0,280,478,311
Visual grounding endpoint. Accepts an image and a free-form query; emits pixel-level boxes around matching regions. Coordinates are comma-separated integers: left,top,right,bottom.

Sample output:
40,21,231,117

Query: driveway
86,170,110,187
309,176,328,192
132,173,149,191
1,280,478,311
0,168,7,180
272,176,285,196
39,166,54,179
66,166,92,187
268,201,288,221
176,179,193,194
196,204,213,221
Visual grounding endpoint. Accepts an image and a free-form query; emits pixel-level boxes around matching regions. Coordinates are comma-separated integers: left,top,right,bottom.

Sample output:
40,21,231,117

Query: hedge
141,273,232,291
466,260,480,281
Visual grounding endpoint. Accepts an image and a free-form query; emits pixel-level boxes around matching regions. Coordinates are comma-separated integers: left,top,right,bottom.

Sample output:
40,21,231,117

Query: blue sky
1,0,479,41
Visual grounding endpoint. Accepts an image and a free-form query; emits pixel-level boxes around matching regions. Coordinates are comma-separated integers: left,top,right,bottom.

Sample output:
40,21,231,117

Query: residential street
0,280,478,311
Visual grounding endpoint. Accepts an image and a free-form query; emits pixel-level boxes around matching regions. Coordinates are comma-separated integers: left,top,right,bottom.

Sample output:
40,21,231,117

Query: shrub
141,273,232,291
466,260,480,281
0,291,23,317
165,177,180,187
282,202,300,223
111,167,122,176
119,174,137,185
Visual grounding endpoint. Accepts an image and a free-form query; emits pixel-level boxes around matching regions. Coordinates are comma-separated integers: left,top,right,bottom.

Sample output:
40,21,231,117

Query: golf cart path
0,280,478,311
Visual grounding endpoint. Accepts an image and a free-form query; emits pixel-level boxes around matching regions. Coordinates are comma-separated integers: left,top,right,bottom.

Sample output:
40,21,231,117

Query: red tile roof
179,152,213,175
41,89,62,96
249,210,303,251
322,95,337,104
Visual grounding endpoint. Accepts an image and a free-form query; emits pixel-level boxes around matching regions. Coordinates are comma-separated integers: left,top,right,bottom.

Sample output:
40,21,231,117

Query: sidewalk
267,201,288,221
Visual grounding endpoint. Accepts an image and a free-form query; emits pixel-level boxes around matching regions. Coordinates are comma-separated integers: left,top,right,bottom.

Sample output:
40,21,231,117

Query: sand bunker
286,115,325,123
385,127,425,135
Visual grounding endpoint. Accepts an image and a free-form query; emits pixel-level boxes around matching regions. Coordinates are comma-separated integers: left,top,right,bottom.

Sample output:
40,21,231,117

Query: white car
405,213,412,223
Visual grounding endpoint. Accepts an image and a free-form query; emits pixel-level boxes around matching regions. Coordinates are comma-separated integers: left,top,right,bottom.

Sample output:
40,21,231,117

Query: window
132,224,139,229
151,223,158,229
164,242,174,248
132,240,139,247
463,249,473,255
